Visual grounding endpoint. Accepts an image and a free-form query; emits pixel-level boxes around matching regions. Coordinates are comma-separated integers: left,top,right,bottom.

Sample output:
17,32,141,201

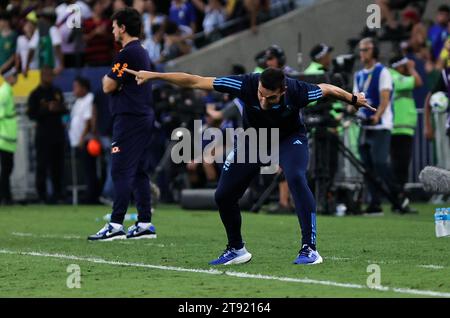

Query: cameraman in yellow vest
0,67,18,204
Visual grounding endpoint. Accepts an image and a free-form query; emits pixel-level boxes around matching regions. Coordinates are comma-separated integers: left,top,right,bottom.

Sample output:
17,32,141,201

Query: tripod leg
337,139,399,207
250,172,282,213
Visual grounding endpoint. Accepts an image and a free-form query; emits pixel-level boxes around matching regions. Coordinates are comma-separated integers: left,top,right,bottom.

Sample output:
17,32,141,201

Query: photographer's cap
25,11,38,24
310,43,333,61
390,55,408,69
1,66,18,79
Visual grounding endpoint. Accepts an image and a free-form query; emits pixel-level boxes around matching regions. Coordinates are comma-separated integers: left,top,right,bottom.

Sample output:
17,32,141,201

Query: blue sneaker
293,244,323,265
87,223,126,241
126,222,157,239
209,245,252,265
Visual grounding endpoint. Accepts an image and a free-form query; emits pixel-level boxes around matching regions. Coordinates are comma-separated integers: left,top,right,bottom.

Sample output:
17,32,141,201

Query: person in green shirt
0,67,18,204
0,12,17,74
305,43,333,75
388,55,423,195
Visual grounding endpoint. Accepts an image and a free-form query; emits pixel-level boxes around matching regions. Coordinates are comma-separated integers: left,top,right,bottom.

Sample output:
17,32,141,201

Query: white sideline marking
9,234,447,270
418,265,445,270
225,271,364,289
11,232,32,237
326,256,446,270
0,249,222,275
11,232,82,240
324,256,352,261
0,249,449,298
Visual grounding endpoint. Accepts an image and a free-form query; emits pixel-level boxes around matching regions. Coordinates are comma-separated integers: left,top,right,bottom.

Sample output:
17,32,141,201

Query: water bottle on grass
435,208,450,238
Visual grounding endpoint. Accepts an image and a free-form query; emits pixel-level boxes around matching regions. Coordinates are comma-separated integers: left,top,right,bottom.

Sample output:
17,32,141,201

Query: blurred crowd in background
0,0,449,215
0,0,295,75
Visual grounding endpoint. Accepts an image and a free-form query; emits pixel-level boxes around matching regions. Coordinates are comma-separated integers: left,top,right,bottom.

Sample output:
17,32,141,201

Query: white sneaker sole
305,254,323,265
223,252,252,265
91,234,127,242
127,234,157,240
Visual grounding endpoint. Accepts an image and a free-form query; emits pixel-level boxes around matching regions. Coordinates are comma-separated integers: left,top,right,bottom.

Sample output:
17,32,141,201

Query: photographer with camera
264,44,298,76
303,43,343,215
305,43,333,74
354,38,411,215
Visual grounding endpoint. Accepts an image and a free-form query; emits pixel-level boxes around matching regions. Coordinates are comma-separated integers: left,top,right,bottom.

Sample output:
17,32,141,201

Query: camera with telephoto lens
289,53,356,130
153,84,206,131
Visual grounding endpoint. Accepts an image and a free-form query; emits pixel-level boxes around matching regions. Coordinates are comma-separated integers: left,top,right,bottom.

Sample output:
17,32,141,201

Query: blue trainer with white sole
293,244,323,265
209,245,252,265
126,222,157,239
87,223,126,241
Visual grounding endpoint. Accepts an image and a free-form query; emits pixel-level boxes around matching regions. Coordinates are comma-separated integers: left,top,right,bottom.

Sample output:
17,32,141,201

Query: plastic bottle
335,203,347,217
435,208,450,238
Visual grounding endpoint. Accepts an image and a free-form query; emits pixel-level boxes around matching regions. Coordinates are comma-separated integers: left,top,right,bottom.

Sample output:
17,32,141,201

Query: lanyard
358,71,373,95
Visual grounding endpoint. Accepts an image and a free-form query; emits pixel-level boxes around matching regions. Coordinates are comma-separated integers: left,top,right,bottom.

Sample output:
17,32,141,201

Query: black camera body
289,73,343,130
289,54,356,130
153,84,206,131
332,53,356,90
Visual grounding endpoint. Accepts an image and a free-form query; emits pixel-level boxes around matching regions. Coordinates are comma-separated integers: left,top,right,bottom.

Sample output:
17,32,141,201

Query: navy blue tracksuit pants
214,132,317,249
110,114,153,224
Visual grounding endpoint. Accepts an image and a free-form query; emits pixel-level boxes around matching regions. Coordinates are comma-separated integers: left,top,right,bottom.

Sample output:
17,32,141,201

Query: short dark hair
74,76,91,91
111,7,142,37
165,20,179,35
260,68,285,91
232,64,246,75
438,5,450,13
0,11,11,22
0,66,17,78
151,23,162,35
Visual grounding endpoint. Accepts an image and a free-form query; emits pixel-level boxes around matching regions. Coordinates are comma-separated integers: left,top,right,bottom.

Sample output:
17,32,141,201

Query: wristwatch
351,94,358,106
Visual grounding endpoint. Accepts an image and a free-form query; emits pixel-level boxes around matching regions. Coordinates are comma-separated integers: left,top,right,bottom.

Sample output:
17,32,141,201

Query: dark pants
110,115,154,224
358,129,400,206
36,139,65,202
390,134,414,190
0,150,14,203
63,53,84,68
75,145,100,203
215,132,317,249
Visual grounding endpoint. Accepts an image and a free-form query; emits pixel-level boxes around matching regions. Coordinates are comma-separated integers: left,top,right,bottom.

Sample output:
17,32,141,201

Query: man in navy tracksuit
125,66,374,264
88,8,156,241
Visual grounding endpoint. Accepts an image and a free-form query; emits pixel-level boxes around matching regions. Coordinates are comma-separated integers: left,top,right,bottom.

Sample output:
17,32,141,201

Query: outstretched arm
318,83,376,112
124,68,215,91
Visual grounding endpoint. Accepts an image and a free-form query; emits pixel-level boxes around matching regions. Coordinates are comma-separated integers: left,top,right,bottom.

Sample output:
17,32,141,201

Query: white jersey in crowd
16,27,62,71
69,92,94,148
56,1,92,54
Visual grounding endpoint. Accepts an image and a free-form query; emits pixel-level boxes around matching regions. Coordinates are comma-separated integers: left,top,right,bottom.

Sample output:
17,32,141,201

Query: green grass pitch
0,203,449,298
